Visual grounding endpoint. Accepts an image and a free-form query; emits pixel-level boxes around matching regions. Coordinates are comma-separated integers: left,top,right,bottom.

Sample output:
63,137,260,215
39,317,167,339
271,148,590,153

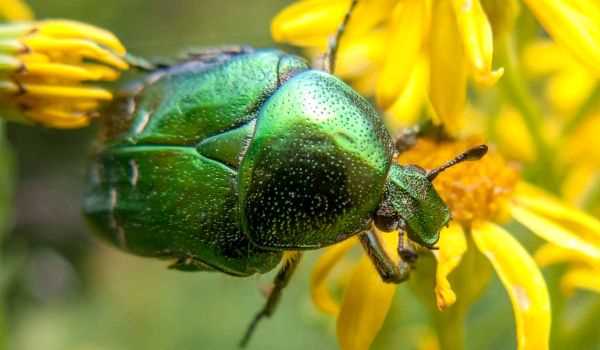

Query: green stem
558,297,600,349
496,35,556,190
434,304,466,350
582,177,600,213
0,120,12,350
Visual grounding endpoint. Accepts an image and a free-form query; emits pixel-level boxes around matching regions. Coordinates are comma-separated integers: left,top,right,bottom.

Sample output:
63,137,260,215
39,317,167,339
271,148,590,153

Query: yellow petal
311,238,356,316
560,164,600,208
23,62,103,80
0,0,34,21
335,29,385,80
433,223,467,310
546,67,595,113
472,221,551,350
429,0,467,136
385,55,429,131
521,40,564,77
24,108,90,128
522,0,600,74
511,204,600,262
451,0,503,86
39,20,126,55
493,107,536,162
349,67,379,96
75,63,121,81
514,183,600,242
534,243,599,267
561,267,600,295
271,0,394,47
21,84,113,100
563,113,600,167
23,35,128,70
375,0,429,109
337,231,398,350
18,52,49,64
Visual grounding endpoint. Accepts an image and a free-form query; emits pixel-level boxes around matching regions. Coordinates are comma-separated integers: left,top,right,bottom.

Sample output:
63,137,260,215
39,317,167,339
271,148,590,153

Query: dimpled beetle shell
83,48,395,276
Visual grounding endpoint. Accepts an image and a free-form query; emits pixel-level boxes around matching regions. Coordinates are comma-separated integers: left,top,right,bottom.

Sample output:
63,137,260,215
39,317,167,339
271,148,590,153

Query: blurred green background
1,1,599,350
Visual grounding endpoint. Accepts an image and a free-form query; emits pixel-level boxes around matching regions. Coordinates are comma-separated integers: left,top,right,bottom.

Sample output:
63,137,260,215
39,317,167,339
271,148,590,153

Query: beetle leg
358,230,411,284
397,231,419,266
240,251,303,348
323,0,358,74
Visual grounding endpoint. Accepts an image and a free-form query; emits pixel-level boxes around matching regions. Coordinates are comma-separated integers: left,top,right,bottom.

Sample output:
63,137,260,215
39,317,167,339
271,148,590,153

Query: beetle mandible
82,1,487,346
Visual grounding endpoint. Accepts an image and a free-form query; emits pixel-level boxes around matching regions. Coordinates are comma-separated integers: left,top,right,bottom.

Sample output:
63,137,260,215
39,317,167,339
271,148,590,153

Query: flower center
396,137,519,225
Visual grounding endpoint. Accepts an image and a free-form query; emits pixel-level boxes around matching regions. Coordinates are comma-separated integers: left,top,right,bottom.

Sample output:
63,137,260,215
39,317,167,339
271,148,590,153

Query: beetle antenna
426,145,488,181
324,0,358,74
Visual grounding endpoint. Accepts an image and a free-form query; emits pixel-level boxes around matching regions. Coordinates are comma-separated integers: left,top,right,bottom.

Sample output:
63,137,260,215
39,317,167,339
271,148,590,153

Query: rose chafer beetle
82,1,487,346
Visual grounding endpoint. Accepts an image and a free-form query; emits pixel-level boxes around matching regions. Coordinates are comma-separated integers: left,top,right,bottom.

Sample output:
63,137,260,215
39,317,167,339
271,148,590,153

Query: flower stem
434,303,466,350
496,35,556,190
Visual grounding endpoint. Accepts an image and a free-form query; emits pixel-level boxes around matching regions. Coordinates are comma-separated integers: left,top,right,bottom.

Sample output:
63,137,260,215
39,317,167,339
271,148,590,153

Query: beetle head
374,145,488,248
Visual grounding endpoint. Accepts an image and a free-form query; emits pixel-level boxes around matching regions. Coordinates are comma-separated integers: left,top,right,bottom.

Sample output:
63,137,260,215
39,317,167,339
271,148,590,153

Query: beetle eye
374,206,399,232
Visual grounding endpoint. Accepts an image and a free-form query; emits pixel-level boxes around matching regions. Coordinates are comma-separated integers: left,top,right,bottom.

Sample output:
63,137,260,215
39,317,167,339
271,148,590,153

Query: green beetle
83,4,486,346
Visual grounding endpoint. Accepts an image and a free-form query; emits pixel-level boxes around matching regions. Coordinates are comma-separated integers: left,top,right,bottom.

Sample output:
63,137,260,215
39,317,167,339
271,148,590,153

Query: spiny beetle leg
359,230,410,284
397,231,419,266
239,252,303,348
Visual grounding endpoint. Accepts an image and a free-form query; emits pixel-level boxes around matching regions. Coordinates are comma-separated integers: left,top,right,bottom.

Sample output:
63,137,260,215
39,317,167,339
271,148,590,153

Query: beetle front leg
397,231,419,266
240,251,303,348
358,230,411,284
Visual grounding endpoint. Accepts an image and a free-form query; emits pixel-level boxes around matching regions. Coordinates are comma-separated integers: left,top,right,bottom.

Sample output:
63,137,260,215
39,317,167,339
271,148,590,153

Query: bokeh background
1,1,599,349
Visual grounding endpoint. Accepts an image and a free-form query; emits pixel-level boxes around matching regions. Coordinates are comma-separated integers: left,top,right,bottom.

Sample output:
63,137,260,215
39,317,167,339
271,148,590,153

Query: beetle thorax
374,164,451,248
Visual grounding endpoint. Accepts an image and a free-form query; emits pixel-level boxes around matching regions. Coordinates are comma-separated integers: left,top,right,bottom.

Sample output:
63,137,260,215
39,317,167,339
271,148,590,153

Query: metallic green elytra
83,47,479,279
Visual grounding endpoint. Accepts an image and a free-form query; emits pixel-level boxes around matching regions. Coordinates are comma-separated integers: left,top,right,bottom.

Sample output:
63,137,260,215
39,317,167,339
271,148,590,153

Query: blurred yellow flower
311,138,600,350
560,114,600,212
272,0,600,136
494,40,600,216
272,0,502,135
522,0,600,75
536,243,600,295
522,41,598,116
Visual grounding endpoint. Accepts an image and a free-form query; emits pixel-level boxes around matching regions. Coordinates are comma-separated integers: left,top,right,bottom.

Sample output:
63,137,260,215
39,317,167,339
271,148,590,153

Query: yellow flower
498,40,600,215
522,41,598,116
272,0,600,135
311,137,600,350
522,0,600,75
535,243,600,295
560,114,600,218
0,1,128,128
272,0,502,135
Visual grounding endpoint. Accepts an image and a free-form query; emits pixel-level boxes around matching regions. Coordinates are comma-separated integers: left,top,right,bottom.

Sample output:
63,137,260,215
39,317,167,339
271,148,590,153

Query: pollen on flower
397,137,519,225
